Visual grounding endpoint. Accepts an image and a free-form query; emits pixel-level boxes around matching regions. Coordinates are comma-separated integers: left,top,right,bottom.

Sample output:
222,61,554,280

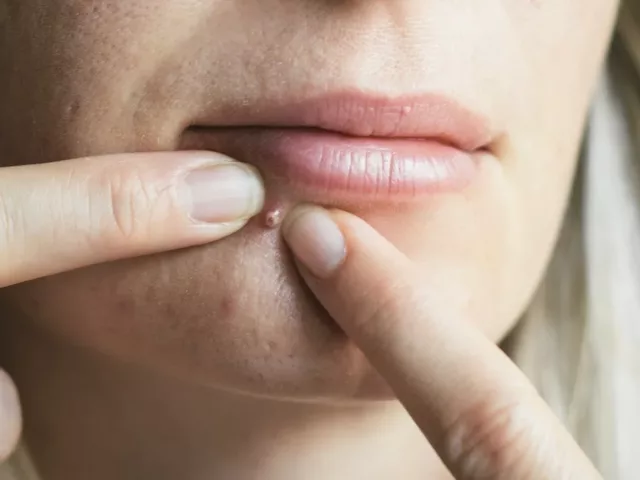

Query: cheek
376,156,568,342
0,0,215,163
486,2,619,332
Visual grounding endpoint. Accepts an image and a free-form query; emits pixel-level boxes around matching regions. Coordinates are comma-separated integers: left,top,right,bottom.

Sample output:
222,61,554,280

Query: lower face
0,1,619,400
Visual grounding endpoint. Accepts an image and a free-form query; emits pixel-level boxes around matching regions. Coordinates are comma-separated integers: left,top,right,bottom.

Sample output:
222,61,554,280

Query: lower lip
182,128,482,202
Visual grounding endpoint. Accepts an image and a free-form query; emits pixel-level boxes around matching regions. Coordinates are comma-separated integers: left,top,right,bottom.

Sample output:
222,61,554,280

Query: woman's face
0,1,619,399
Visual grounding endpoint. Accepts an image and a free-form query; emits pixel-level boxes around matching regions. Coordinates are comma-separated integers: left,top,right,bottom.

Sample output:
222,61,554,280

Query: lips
181,92,497,204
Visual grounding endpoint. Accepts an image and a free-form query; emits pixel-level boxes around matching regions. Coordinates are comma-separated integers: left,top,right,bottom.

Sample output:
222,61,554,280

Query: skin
282,206,602,479
0,0,620,479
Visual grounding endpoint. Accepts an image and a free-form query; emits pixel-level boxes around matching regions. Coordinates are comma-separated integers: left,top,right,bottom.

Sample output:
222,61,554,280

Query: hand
0,151,264,461
282,206,602,480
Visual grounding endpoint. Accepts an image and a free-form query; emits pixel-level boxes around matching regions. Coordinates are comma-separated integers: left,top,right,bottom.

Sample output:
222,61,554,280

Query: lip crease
181,92,497,203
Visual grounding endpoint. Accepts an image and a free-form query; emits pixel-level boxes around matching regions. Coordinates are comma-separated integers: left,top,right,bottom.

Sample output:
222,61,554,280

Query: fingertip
282,205,347,279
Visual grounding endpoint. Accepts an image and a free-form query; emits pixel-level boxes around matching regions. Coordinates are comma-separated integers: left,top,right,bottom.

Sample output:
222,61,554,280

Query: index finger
0,151,264,287
282,206,601,480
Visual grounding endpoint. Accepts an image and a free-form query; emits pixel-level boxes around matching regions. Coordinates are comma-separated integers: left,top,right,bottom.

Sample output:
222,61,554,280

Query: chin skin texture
0,1,620,401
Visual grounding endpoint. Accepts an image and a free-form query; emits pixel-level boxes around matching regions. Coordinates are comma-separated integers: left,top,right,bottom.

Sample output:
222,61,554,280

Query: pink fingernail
283,206,346,278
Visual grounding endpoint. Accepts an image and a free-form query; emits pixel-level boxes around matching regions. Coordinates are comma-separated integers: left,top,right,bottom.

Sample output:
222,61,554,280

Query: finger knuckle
443,394,538,479
0,194,24,286
103,169,163,243
0,191,21,245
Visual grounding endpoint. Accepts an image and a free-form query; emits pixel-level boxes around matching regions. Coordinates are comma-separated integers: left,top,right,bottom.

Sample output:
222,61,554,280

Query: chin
4,216,406,402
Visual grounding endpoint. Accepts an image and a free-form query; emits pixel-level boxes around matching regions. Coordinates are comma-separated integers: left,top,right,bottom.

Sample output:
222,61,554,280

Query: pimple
264,209,283,228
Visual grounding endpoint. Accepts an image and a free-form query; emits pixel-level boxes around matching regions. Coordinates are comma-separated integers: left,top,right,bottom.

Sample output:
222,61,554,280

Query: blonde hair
2,4,640,480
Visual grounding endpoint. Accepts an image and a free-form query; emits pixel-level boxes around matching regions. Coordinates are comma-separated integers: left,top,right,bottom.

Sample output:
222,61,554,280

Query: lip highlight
182,92,496,203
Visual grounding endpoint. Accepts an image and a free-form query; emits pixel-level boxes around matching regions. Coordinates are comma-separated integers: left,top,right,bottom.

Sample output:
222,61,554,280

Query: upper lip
190,91,496,152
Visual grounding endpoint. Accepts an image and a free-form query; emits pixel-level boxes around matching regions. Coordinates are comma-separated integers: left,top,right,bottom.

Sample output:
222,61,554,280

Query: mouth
180,91,498,204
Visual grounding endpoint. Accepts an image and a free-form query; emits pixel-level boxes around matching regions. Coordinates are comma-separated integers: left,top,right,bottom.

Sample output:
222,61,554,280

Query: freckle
264,209,283,229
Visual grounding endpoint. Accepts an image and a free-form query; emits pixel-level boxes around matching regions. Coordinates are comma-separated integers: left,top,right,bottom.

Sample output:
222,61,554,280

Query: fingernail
283,206,346,278
182,163,265,223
